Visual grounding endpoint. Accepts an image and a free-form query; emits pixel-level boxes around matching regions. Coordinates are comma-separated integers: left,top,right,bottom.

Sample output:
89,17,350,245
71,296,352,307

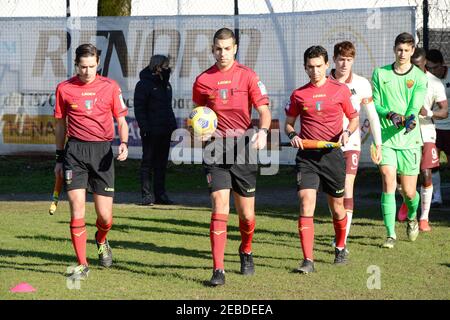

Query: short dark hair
75,43,99,65
394,32,415,47
412,47,426,60
149,54,170,72
304,45,328,65
426,49,444,64
334,41,356,58
213,28,236,45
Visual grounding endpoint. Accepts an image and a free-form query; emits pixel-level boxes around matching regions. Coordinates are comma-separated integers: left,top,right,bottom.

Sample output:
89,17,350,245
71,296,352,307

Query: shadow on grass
13,234,306,274
15,235,213,260
118,215,335,239
0,254,212,287
55,220,227,241
117,216,299,239
0,248,75,275
0,260,66,276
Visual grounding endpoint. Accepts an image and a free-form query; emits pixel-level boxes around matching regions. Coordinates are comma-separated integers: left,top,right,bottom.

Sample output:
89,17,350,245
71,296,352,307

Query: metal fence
415,0,450,62
130,0,450,63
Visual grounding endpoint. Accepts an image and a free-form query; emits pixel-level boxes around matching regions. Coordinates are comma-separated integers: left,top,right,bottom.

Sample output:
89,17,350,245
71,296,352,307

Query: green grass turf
0,200,448,300
0,155,449,300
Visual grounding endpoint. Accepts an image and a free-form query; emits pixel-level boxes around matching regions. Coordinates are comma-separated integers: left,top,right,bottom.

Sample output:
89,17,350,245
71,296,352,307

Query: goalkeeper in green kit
372,32,427,248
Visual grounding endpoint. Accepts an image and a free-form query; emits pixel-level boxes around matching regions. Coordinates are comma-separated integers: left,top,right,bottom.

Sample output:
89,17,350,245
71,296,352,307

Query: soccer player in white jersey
403,48,448,231
426,49,450,207
329,41,382,247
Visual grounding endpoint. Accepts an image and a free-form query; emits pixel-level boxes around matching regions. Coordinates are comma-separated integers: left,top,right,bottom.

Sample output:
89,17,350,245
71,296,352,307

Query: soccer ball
187,106,218,139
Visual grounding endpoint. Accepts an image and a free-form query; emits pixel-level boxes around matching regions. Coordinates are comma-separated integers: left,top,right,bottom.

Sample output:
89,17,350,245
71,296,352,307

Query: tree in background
97,0,131,16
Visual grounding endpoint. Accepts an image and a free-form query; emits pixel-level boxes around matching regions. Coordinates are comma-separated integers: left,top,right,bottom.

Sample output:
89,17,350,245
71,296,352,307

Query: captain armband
361,97,373,105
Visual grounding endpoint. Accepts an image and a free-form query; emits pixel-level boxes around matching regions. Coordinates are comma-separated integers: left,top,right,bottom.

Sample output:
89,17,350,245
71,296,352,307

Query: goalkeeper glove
386,111,405,129
404,114,416,135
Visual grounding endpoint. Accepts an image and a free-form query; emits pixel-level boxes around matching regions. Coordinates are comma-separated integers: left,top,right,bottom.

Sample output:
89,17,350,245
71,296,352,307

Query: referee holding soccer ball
192,28,271,286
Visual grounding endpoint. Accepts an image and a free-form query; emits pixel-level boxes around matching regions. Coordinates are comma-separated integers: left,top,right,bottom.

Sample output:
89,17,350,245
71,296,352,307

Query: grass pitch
0,200,449,300
0,156,449,300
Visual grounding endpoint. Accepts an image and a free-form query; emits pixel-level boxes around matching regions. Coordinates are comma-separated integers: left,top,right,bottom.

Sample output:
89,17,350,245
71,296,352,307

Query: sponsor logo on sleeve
119,94,127,109
257,81,267,95
284,101,291,112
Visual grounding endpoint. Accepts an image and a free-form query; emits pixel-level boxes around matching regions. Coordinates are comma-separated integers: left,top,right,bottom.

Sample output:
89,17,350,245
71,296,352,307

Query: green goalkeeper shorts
380,146,421,175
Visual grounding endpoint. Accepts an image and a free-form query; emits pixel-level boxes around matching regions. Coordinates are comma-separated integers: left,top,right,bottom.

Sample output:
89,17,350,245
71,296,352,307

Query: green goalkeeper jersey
372,63,427,149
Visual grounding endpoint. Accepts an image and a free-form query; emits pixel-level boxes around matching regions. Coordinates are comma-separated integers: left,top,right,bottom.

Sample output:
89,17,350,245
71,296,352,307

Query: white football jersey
433,69,450,130
419,71,447,142
341,73,372,151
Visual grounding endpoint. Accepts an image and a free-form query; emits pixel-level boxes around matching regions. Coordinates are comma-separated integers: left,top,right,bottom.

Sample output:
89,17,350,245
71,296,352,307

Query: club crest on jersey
406,79,414,88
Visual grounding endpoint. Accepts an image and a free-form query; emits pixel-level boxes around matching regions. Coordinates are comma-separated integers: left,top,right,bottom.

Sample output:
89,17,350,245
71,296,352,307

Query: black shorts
64,139,115,197
203,136,258,197
295,148,345,198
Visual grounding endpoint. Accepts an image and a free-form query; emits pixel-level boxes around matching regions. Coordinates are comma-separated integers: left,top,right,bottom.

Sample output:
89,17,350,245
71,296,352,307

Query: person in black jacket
134,55,177,205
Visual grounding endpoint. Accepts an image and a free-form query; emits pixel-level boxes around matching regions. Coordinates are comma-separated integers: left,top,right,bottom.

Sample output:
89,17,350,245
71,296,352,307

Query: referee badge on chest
219,89,228,102
315,101,322,112
85,100,93,111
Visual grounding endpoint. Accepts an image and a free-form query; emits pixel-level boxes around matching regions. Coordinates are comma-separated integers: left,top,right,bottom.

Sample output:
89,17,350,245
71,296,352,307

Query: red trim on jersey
193,61,269,136
285,77,357,142
54,75,128,142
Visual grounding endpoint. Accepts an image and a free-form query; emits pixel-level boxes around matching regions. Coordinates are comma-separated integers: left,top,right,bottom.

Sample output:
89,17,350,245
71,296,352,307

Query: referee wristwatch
343,129,352,136
288,131,297,140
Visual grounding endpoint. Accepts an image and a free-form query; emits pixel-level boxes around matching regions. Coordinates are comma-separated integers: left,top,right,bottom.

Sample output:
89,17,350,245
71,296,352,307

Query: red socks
96,218,112,244
333,215,348,249
70,218,88,266
210,213,228,270
298,216,314,261
239,218,255,254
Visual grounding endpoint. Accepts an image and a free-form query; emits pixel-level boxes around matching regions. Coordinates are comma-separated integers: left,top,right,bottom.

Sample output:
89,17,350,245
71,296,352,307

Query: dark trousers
140,133,171,199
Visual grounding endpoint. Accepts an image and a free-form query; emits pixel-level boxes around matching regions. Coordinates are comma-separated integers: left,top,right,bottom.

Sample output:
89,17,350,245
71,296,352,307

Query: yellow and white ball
187,106,218,139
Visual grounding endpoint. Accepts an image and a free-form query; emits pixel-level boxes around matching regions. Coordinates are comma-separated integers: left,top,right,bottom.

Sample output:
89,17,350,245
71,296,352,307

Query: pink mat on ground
10,282,36,293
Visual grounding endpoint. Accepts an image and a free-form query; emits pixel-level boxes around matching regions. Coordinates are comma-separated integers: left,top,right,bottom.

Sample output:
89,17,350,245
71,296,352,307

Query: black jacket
134,67,177,135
